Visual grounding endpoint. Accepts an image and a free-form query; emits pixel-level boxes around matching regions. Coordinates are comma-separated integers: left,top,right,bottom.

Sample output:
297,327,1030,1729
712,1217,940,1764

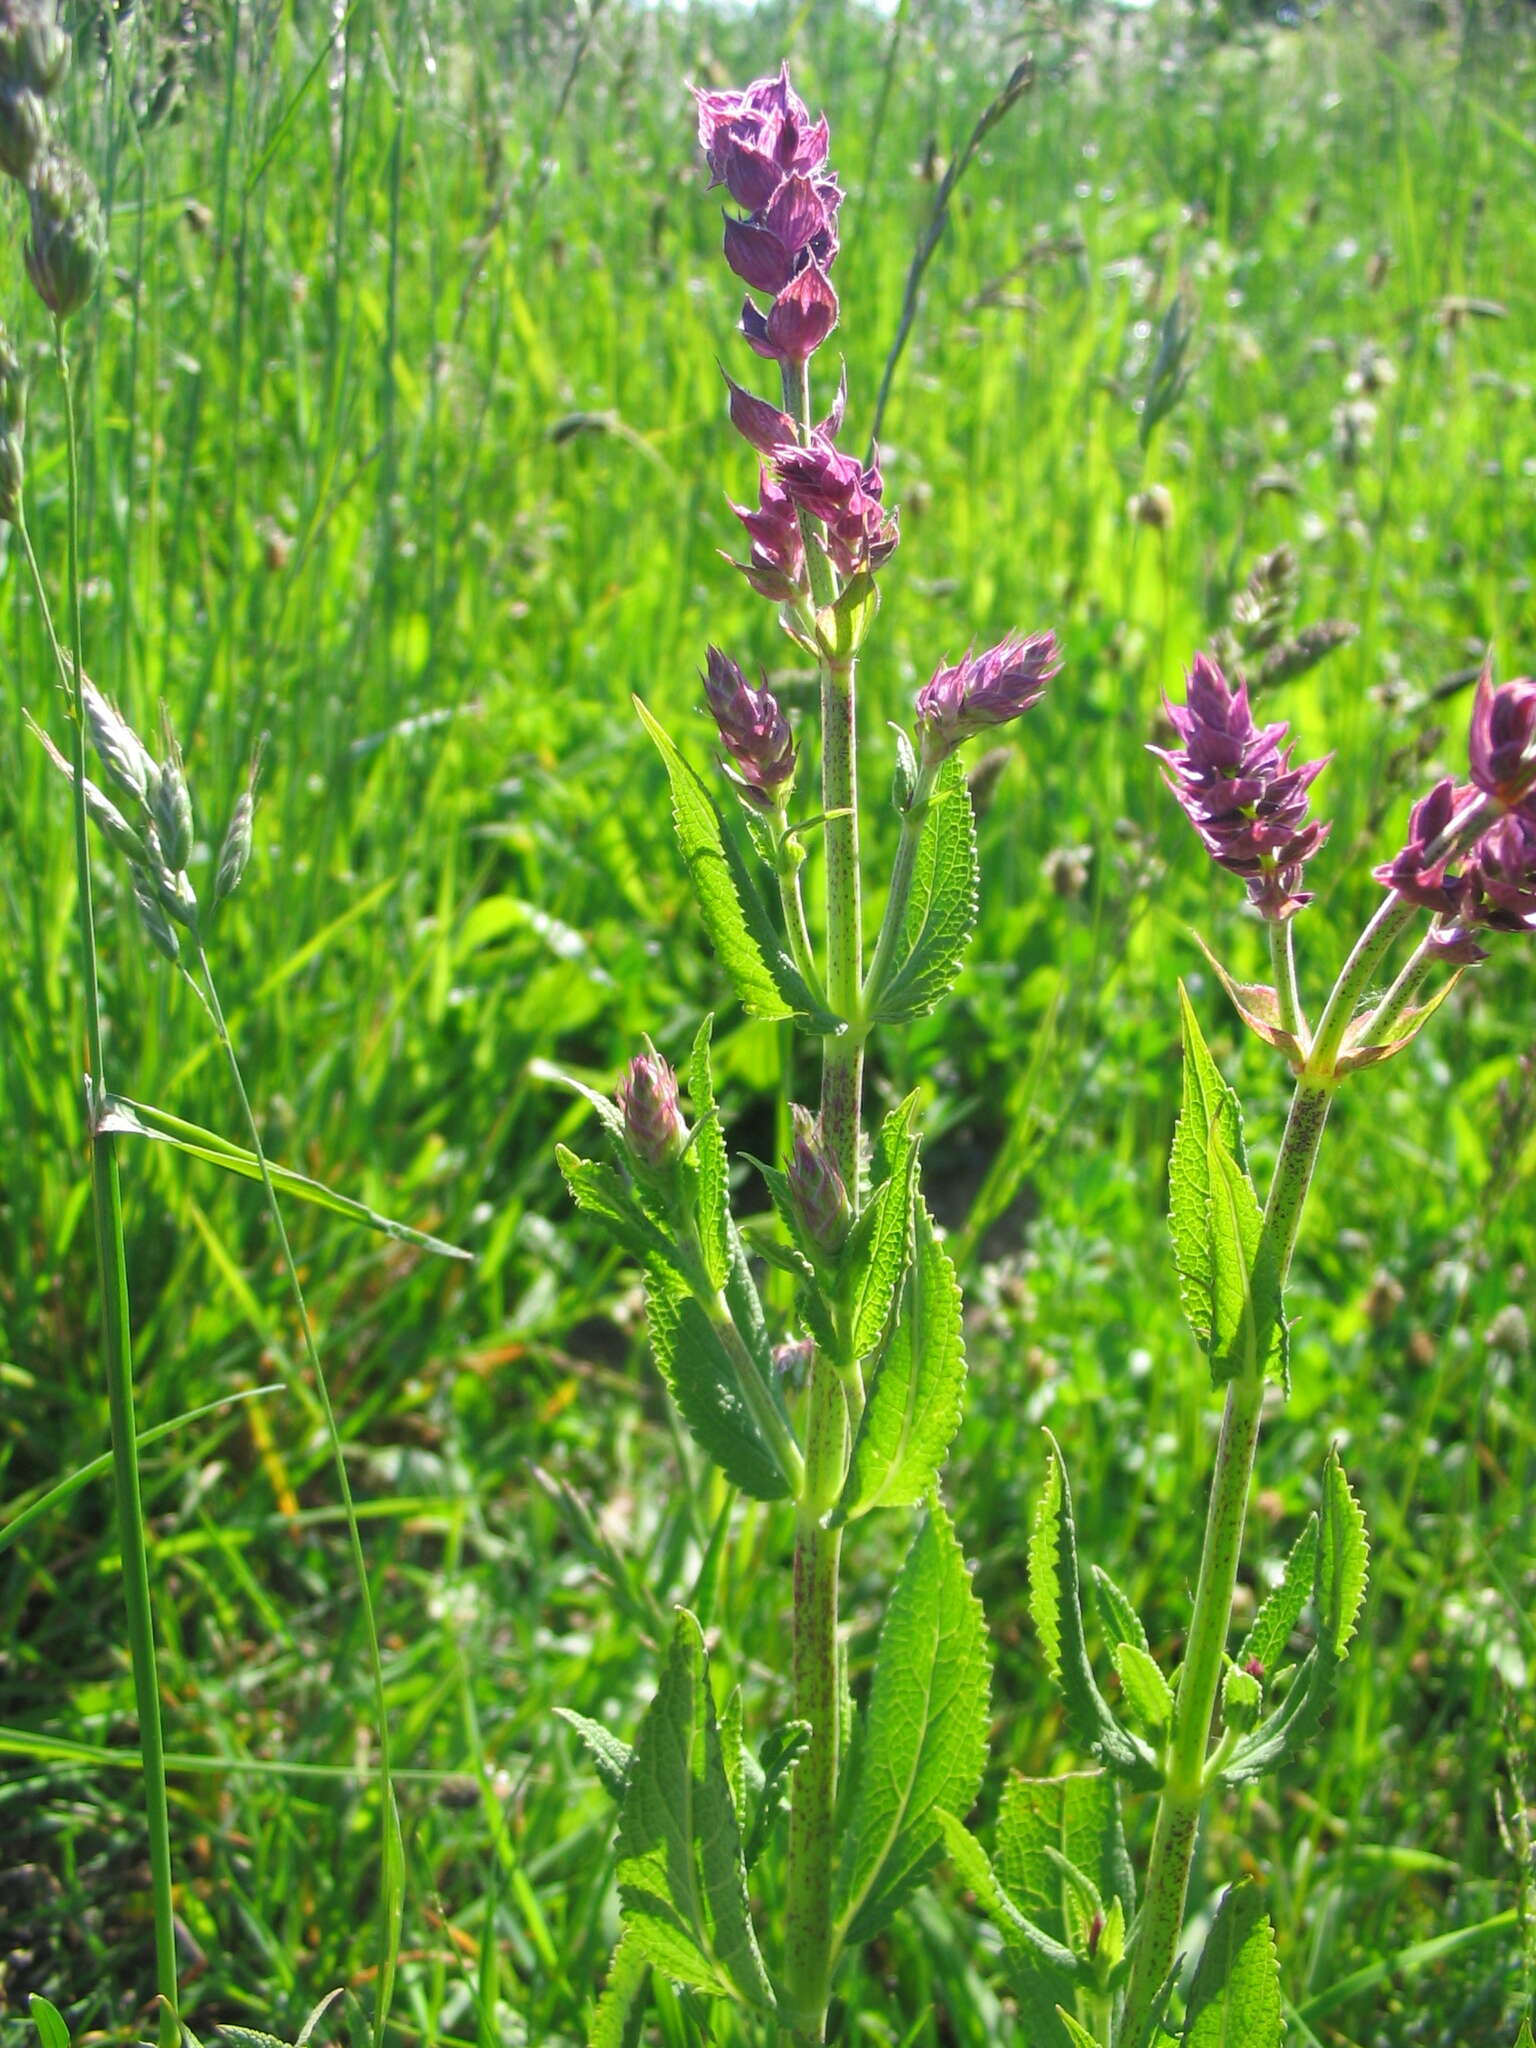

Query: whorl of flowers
1153,652,1331,921
915,633,1061,768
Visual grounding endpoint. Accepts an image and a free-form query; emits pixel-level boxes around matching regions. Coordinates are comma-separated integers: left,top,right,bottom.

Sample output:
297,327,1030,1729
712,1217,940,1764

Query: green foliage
836,1504,992,1946
644,1278,793,1501
614,1610,775,2012
996,1771,1134,1958
934,1814,1080,2048
1183,1881,1283,2048
839,1093,921,1365
868,758,981,1024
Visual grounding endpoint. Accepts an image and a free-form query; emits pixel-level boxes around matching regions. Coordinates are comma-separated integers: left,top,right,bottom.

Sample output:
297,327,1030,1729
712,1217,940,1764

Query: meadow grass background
2,0,1535,2042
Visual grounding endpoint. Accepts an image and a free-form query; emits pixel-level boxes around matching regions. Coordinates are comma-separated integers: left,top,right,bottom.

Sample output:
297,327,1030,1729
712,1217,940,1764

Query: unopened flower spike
787,1104,850,1254
702,646,796,807
1153,649,1330,921
915,631,1060,769
617,1043,688,1173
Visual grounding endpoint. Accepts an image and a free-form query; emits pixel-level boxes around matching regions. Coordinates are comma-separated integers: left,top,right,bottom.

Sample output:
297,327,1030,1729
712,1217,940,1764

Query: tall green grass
2,2,1534,2041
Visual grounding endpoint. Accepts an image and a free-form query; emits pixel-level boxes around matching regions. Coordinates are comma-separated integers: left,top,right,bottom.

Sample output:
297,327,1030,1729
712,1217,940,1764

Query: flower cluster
693,64,840,368
916,633,1061,769
618,1047,687,1173
0,1,104,325
1153,652,1330,921
1373,661,1536,943
702,646,796,807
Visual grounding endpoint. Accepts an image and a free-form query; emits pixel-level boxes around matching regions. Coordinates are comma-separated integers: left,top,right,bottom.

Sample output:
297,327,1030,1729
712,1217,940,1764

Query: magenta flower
1467,656,1536,809
1154,651,1331,920
726,470,807,604
1371,777,1474,916
1466,803,1536,930
774,434,897,575
702,646,796,805
618,1047,687,1171
692,64,831,208
916,632,1061,767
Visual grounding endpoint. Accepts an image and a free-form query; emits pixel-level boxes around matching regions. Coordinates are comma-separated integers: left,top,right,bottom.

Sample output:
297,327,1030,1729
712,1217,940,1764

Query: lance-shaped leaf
935,1813,1080,2048
837,1093,920,1365
997,1771,1134,1959
615,1609,775,2012
645,1278,794,1501
1168,986,1286,1385
1089,1564,1149,1657
634,698,832,1028
95,1092,471,1260
834,1503,992,1946
556,1709,633,1803
685,1017,729,1290
1183,1880,1283,2048
835,1194,965,1522
1112,1641,1174,1741
588,1928,650,2048
557,1148,689,1282
1028,1436,1161,1789
1054,2014,1100,2048
868,757,980,1024
1237,1514,1319,1679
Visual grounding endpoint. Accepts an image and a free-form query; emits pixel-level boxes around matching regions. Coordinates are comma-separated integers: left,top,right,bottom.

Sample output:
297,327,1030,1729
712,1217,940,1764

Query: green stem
673,1220,805,1495
1268,912,1305,1049
1118,1077,1332,2045
1357,932,1438,1047
863,758,937,1014
192,949,402,2047
51,326,180,2048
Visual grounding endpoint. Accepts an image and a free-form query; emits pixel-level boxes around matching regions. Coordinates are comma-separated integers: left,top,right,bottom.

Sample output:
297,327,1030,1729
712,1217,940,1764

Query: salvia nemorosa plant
554,64,1536,2048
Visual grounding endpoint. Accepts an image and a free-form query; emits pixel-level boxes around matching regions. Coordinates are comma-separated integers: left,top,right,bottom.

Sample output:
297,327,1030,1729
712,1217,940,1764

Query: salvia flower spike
1467,652,1536,810
702,646,796,805
915,630,1060,768
1153,649,1331,920
617,1044,687,1173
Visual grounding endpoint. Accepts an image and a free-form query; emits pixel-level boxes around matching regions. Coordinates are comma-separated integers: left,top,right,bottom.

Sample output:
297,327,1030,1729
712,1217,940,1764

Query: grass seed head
129,863,181,963
24,146,105,322
0,0,69,97
153,705,194,873
0,77,46,183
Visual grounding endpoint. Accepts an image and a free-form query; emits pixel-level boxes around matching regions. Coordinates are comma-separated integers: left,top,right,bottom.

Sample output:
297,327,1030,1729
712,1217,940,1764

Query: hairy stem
1118,1079,1332,2043
48,329,181,2048
1268,912,1305,1048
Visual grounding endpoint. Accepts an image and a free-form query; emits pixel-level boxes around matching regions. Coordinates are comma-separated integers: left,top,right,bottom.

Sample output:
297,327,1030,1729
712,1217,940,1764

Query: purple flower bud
1465,802,1536,931
702,646,796,804
1467,655,1536,809
741,262,839,366
692,65,830,208
724,373,797,455
774,434,897,574
1425,918,1489,966
723,213,799,296
727,469,807,603
1153,651,1331,921
788,1105,850,1253
916,631,1061,765
617,1047,687,1171
1371,777,1475,915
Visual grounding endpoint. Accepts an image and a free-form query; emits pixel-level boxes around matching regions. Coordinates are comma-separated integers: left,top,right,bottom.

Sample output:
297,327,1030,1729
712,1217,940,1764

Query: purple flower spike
916,631,1061,766
1372,777,1473,915
692,65,830,209
703,646,796,806
774,434,897,574
727,469,807,603
1154,650,1331,921
618,1047,687,1171
1468,655,1536,809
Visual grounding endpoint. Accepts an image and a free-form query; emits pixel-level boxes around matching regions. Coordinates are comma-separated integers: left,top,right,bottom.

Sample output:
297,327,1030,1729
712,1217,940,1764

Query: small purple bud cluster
694,65,840,369
1373,660,1536,948
1153,652,1331,921
916,633,1061,769
618,1047,688,1173
702,646,796,808
787,1105,850,1253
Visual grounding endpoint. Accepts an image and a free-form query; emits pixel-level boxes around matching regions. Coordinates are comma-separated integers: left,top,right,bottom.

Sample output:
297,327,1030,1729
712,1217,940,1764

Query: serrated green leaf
1237,1515,1318,1678
217,2031,289,2048
744,1721,810,1870
557,1708,634,1802
839,1094,920,1364
1054,2012,1100,2048
558,1149,687,1280
835,1504,992,1945
616,1610,775,2011
869,757,980,1024
686,1018,729,1291
1217,1646,1327,1786
837,1195,965,1522
1089,1564,1149,1657
635,698,829,1026
719,1688,746,1824
95,1092,471,1261
1168,987,1285,1386
589,1928,650,2048
935,1814,1080,2048
1319,1447,1369,1661
997,1772,1134,1955
28,2002,70,2048
1183,1880,1282,2048
1112,1641,1174,1739
1027,1438,1161,1789
645,1280,792,1501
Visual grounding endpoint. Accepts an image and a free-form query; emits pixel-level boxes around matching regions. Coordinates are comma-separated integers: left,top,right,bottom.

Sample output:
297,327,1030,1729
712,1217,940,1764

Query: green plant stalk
1118,1070,1332,2046
672,1218,805,1495
781,353,864,2045
863,757,937,1011
1269,910,1304,1048
51,328,181,2048
190,947,403,2048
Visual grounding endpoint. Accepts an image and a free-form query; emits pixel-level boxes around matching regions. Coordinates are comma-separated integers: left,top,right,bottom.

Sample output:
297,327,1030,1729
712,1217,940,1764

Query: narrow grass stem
190,948,402,2046
50,327,181,2048
1119,1077,1332,2044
